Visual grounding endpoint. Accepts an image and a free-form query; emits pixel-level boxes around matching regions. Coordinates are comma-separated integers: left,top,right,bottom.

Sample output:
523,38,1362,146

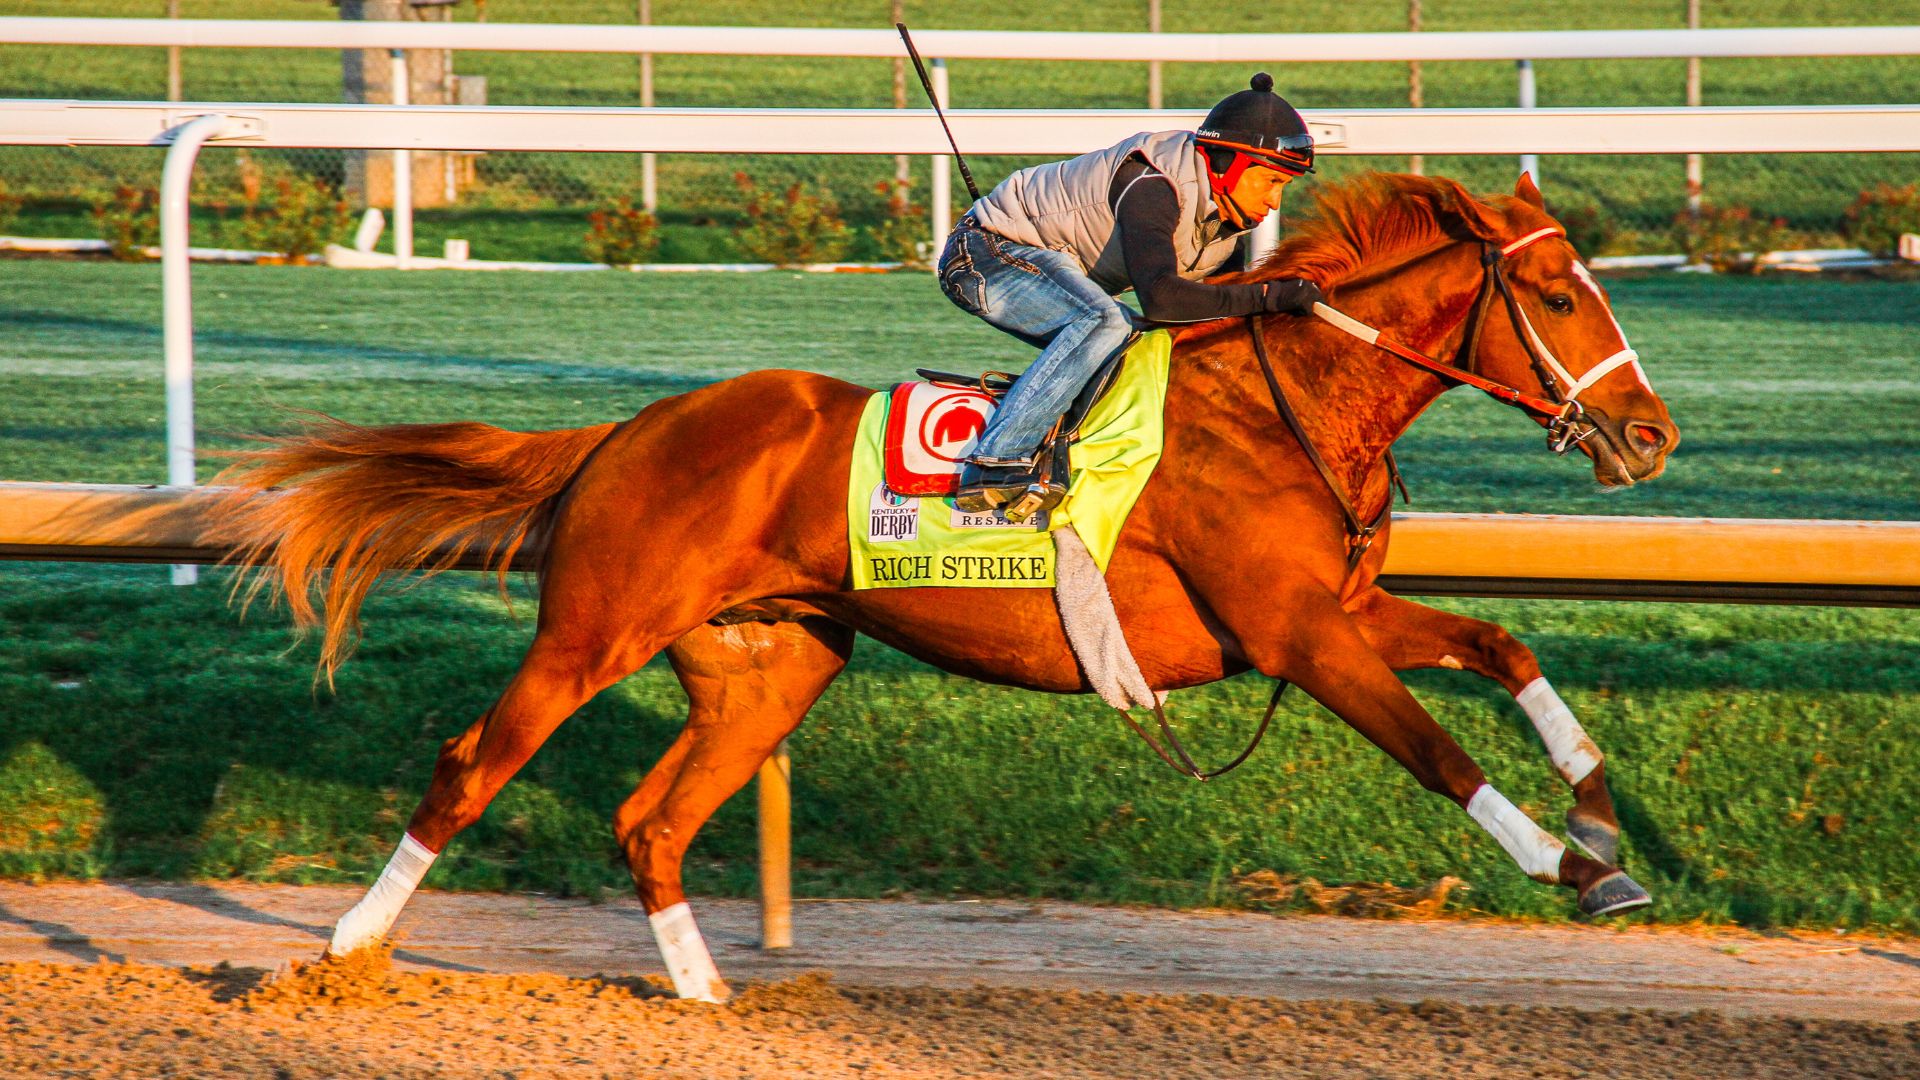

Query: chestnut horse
214,173,1679,1001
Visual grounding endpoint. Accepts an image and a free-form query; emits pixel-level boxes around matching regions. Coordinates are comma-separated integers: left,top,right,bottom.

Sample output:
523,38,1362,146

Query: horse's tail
210,414,619,681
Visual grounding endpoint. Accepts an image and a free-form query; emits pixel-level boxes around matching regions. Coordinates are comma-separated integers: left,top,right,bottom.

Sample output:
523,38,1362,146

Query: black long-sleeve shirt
1107,154,1272,323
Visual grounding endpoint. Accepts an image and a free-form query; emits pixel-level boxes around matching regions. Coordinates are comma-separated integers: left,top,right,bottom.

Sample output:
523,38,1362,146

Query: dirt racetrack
2,882,1917,1078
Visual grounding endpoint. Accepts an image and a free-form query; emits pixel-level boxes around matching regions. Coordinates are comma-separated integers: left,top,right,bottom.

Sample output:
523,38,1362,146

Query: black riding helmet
1196,72,1315,192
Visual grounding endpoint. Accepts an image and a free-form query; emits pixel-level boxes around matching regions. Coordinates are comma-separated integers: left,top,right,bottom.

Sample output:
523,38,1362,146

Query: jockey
939,73,1324,519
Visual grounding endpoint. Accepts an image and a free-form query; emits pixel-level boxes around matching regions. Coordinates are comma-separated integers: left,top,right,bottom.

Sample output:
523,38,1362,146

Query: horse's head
1438,175,1680,486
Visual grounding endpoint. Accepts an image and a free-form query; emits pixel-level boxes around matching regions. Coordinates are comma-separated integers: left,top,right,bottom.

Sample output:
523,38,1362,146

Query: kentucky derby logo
917,392,993,464
867,483,919,542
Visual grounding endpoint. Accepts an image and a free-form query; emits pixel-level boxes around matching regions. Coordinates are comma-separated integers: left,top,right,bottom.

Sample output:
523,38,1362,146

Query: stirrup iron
1000,481,1064,524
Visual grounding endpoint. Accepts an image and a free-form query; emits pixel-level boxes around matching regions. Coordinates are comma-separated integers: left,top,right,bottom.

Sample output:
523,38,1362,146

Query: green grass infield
1,261,1916,932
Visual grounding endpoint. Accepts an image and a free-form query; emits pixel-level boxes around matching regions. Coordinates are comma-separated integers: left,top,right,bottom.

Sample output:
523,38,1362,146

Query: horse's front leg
1217,584,1648,917
1345,586,1621,866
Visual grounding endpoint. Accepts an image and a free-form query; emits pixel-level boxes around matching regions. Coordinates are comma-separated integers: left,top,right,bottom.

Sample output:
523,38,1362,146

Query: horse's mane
1218,172,1517,290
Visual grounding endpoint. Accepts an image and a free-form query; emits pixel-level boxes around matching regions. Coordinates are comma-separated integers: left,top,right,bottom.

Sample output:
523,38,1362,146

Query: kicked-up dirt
1,881,1917,1078
6,954,1918,1079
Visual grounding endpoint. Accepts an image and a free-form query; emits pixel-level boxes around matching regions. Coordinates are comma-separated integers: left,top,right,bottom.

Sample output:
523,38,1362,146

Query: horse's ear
1515,172,1546,209
1429,177,1506,242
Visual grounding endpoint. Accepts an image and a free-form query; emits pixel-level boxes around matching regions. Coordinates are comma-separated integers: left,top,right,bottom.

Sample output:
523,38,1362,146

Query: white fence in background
4,16,1920,579
17,100,1920,156
6,97,1915,584
6,18,1920,61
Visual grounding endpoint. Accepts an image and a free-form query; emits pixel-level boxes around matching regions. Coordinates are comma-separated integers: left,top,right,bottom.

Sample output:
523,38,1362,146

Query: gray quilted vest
966,129,1244,295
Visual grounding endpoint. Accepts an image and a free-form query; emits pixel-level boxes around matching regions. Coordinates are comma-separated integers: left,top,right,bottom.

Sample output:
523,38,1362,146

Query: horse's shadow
0,902,123,965
110,881,482,972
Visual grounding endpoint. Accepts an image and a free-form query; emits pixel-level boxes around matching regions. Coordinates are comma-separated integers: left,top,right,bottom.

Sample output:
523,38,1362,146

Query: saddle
886,341,1133,500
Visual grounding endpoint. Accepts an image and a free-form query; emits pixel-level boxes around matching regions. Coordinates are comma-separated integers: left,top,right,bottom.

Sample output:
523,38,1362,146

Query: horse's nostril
1627,423,1667,452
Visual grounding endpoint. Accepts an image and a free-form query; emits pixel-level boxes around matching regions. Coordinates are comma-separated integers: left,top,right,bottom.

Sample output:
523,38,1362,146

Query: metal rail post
165,0,181,101
1250,212,1280,266
159,112,230,586
1686,0,1703,214
1407,0,1423,175
1147,0,1162,109
928,58,951,268
1517,59,1539,184
638,0,656,212
391,48,413,268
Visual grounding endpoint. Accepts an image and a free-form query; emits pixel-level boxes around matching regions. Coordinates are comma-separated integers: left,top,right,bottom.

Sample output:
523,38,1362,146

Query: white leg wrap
328,833,436,956
1467,784,1566,883
1516,677,1602,785
649,902,727,1002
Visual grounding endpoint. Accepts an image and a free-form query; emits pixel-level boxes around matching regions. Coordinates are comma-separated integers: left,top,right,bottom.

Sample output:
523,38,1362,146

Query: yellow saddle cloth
845,329,1171,589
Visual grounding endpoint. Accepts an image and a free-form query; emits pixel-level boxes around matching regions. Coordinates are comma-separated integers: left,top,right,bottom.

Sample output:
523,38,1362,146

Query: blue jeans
936,222,1138,465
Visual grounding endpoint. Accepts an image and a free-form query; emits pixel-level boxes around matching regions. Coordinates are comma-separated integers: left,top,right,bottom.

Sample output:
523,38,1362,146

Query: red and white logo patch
883,381,998,496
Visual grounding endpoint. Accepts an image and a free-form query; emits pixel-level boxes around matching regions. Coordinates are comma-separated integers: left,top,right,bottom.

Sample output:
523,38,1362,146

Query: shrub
0,180,20,236
584,197,661,267
91,184,160,260
1842,183,1920,258
1671,203,1790,275
865,179,931,269
1546,197,1615,258
731,172,851,267
242,174,351,262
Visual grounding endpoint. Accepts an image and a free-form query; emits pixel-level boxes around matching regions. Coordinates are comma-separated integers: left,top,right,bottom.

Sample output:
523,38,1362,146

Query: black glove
1261,278,1324,316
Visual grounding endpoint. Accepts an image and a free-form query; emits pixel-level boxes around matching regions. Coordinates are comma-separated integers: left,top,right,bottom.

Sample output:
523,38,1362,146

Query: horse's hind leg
613,617,853,1002
327,620,665,958
1347,586,1622,866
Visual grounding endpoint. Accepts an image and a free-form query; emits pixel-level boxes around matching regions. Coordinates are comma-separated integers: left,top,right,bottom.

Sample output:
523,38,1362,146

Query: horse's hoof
1566,810,1620,867
1578,870,1651,917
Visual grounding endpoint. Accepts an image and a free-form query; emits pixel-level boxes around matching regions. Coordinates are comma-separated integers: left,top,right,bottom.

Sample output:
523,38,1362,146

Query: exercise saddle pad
844,329,1172,590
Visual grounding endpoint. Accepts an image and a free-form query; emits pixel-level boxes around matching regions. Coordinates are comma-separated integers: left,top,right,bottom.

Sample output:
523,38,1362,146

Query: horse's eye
1546,294,1574,314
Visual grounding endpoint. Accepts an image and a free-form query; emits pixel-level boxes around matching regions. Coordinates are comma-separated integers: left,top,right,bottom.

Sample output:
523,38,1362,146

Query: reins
1308,228,1583,424
1119,680,1288,782
1246,317,1405,574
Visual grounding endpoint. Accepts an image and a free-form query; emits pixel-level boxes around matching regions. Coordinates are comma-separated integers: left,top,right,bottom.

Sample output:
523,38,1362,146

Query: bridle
1245,224,1644,573
1123,226,1645,781
1300,225,1643,468
1448,227,1643,459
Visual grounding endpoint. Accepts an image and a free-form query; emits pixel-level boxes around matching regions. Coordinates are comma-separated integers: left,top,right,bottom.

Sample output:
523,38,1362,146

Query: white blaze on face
1571,262,1653,393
